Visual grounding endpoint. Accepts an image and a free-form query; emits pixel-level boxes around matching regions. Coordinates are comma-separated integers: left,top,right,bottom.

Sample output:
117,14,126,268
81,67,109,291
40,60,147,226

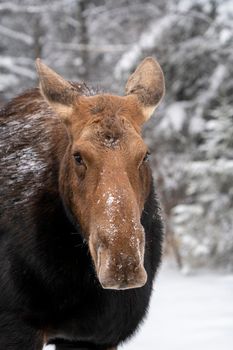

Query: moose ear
125,57,165,123
35,59,78,121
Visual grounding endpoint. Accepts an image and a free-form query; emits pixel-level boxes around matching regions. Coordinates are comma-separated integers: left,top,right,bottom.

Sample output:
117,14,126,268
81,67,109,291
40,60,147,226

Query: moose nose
97,249,147,290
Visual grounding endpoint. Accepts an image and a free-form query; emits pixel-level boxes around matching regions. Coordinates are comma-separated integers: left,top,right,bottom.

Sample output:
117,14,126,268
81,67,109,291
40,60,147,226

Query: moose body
0,58,164,349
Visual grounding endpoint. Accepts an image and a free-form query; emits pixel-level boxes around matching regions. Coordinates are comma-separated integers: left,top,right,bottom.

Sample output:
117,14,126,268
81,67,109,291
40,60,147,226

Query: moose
0,57,164,349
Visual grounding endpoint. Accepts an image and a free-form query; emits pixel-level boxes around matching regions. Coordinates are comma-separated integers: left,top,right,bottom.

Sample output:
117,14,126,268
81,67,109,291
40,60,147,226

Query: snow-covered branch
0,24,33,45
114,15,176,78
0,57,35,79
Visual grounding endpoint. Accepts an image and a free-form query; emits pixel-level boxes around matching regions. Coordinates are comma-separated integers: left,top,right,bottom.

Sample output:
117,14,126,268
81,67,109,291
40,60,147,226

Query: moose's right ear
35,59,78,121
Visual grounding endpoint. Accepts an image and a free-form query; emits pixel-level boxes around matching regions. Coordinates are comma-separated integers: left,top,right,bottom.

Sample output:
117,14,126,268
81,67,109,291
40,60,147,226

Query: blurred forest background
0,0,232,271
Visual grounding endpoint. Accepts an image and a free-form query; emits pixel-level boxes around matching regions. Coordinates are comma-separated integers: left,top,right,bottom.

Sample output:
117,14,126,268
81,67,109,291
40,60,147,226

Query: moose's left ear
125,57,165,122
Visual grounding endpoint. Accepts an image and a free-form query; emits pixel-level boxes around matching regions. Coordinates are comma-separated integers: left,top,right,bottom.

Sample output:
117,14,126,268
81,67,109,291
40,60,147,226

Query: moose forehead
72,95,144,148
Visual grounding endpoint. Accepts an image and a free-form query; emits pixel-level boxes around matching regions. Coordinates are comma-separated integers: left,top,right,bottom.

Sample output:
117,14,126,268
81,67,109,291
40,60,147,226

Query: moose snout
96,246,147,290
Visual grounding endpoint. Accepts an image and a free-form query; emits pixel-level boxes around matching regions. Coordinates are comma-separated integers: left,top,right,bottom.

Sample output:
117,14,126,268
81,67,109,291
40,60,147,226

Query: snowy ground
44,262,233,350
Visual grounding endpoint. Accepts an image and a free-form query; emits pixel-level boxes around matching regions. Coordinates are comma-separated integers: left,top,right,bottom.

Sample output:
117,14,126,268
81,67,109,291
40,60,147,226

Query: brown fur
35,58,164,290
57,95,150,289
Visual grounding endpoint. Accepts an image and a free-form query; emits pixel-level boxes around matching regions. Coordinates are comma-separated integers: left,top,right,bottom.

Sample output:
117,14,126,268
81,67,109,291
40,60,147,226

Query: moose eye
74,153,84,166
143,151,150,162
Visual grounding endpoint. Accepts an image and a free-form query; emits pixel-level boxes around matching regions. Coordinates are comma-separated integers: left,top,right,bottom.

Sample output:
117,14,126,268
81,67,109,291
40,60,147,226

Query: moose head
36,57,165,290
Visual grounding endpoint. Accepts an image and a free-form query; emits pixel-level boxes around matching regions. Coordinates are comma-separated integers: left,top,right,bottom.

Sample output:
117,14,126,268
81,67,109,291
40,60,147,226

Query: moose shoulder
0,57,164,350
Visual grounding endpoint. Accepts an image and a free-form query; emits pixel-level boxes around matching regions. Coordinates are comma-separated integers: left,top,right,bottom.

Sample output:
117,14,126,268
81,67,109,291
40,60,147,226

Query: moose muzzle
89,223,147,290
97,247,147,290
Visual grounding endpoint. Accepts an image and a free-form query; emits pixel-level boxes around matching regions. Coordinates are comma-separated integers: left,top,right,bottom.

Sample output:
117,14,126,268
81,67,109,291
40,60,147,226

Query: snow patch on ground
121,261,233,350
